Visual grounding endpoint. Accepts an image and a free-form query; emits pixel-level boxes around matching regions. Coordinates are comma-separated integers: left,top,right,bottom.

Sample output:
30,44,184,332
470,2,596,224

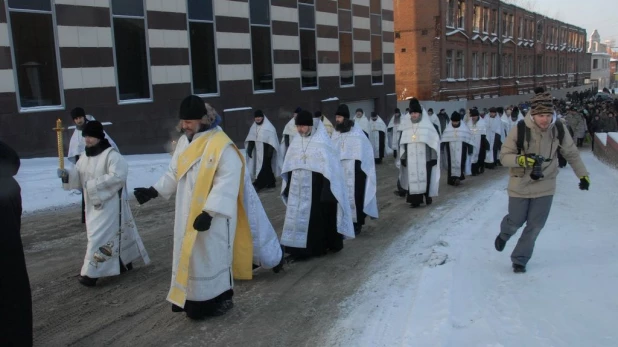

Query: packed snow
325,150,618,347
15,154,172,214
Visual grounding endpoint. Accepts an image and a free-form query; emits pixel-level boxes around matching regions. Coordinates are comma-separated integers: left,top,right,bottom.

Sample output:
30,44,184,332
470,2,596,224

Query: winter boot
77,275,97,287
425,197,433,205
494,235,506,252
512,263,526,273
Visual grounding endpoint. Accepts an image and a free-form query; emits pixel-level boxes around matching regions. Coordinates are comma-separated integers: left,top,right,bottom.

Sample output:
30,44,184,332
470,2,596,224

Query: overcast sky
534,0,617,45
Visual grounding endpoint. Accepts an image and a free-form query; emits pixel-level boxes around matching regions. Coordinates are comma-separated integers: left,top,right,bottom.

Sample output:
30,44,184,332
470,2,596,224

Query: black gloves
134,187,158,205
193,212,213,232
579,176,590,191
247,141,255,159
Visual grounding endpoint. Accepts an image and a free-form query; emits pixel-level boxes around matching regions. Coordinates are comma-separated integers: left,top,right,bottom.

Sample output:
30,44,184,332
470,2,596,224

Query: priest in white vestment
485,107,505,169
398,98,441,208
280,110,355,260
353,108,371,136
368,112,387,164
245,110,281,191
279,107,302,164
502,106,524,135
133,96,253,320
332,104,378,236
387,108,402,159
67,107,119,224
315,111,335,137
466,108,490,176
441,112,473,186
58,121,150,288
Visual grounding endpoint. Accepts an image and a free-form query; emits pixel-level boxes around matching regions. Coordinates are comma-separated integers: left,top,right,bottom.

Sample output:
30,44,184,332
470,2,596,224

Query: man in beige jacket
494,88,590,273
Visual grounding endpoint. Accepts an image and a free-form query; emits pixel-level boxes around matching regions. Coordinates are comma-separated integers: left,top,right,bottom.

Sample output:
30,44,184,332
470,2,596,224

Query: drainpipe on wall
498,3,503,96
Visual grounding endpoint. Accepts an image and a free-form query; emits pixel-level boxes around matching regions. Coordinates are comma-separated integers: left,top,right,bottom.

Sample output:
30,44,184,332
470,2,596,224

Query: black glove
579,176,590,191
193,212,213,232
134,187,158,205
247,141,255,159
400,158,407,167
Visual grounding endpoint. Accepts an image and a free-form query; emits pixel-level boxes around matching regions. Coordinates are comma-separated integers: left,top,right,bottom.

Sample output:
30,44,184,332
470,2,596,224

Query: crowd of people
3,85,608,344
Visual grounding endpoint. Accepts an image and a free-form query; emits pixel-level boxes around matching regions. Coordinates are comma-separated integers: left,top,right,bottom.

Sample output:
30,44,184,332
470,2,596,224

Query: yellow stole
167,131,253,308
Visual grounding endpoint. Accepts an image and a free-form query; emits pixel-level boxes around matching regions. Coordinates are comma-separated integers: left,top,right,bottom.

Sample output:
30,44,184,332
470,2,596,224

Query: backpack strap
554,120,565,145
516,120,526,154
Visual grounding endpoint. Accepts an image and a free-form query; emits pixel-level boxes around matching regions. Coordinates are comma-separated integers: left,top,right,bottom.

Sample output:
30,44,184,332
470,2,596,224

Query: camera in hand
527,154,545,180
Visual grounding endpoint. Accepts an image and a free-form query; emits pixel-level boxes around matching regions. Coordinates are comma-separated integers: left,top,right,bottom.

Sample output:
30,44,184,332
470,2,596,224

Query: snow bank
608,132,618,145
596,133,608,145
15,154,172,214
325,151,618,347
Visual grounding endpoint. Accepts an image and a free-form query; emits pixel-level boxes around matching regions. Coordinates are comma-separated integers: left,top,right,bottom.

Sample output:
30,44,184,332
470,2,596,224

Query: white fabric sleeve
203,146,242,219
85,151,128,206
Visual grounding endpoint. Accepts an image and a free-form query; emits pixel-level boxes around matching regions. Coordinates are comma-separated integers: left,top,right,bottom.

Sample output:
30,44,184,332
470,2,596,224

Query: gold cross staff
53,118,65,170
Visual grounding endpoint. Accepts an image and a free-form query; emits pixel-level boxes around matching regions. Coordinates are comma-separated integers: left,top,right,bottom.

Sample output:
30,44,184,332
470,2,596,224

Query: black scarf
85,138,112,157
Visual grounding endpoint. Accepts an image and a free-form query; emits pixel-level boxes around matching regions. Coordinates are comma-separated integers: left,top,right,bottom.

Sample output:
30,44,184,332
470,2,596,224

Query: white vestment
502,113,524,136
244,116,282,181
429,113,443,136
399,110,441,197
466,117,488,164
369,116,387,158
441,122,473,176
68,115,118,164
280,120,354,248
279,118,298,164
154,129,243,302
387,115,402,150
332,125,379,222
353,114,370,135
65,147,149,278
322,117,335,137
243,170,282,269
485,115,504,164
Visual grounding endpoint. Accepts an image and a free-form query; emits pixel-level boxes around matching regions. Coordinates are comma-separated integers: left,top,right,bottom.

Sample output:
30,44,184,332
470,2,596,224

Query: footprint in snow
426,251,448,267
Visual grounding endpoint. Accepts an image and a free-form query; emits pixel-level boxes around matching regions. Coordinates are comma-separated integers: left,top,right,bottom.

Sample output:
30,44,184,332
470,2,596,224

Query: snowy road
324,151,618,347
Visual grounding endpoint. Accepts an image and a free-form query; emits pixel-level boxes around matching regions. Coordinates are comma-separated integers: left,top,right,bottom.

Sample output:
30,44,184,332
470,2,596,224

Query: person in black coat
0,140,32,346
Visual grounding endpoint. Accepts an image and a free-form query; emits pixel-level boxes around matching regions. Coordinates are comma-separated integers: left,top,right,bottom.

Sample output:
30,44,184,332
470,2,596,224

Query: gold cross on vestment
301,154,308,163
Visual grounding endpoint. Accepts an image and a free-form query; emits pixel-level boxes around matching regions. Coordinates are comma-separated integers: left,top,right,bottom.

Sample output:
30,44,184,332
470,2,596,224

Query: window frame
298,2,319,90
5,1,65,113
446,49,454,79
249,0,275,94
338,5,354,87
109,0,153,105
370,11,383,85
186,0,219,97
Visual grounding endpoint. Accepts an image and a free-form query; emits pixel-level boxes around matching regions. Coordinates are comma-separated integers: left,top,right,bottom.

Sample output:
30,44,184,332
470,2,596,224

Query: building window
472,5,480,32
471,52,478,78
446,0,456,27
537,22,543,41
491,53,497,77
509,14,514,37
456,50,464,78
446,50,454,78
482,52,488,77
187,0,217,95
6,0,62,109
249,0,274,91
370,0,382,84
299,2,318,89
457,1,465,29
519,17,523,39
593,59,598,69
502,12,507,36
111,0,151,102
491,10,498,34
338,3,353,86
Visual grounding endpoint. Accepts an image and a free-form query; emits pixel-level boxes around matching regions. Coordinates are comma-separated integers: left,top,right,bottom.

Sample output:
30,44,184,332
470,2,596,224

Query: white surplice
466,117,488,164
244,116,282,181
65,147,150,278
279,118,298,164
353,113,370,135
485,115,504,164
441,122,473,176
369,116,387,158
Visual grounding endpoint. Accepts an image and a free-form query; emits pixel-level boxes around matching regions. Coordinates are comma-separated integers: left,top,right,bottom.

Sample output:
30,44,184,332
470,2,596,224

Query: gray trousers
499,195,554,266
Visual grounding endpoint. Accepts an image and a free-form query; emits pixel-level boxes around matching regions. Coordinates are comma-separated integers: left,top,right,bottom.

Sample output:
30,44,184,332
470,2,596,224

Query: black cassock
374,131,385,164
0,141,32,347
471,135,489,175
246,141,276,190
283,171,342,258
352,161,367,231
442,141,472,185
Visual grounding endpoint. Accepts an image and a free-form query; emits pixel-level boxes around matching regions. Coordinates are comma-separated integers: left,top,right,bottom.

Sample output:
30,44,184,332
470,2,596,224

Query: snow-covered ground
325,151,618,347
15,154,172,214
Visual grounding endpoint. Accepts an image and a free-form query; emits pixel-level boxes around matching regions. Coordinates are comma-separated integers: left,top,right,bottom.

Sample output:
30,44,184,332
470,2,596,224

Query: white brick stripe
381,0,393,11
55,0,109,8
352,0,370,6
219,64,253,81
354,63,371,76
214,0,249,18
274,64,300,79
318,63,339,77
317,37,339,52
0,69,16,93
62,67,116,89
354,40,371,53
216,32,251,49
383,41,394,53
271,5,298,23
272,35,300,50
384,63,394,75
353,16,370,30
151,65,190,84
148,29,189,49
382,20,394,32
0,24,9,47
145,0,186,13
316,12,338,26
57,26,113,48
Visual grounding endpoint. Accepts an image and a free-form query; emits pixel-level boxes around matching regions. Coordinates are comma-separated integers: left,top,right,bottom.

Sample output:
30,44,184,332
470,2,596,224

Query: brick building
0,0,395,157
394,0,590,101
